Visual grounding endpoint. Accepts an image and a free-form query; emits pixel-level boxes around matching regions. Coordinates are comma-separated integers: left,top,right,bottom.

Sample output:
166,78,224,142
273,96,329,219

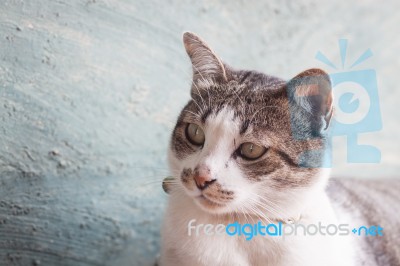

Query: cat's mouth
195,194,225,209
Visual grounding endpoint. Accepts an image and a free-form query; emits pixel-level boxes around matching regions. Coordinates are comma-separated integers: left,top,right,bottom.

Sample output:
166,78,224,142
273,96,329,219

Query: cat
160,32,400,266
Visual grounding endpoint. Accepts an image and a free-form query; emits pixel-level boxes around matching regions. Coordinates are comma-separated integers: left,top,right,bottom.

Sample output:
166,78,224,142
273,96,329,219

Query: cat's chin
193,195,228,213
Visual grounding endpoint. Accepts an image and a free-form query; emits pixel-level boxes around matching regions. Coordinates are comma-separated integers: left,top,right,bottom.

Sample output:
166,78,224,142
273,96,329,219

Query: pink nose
194,175,216,190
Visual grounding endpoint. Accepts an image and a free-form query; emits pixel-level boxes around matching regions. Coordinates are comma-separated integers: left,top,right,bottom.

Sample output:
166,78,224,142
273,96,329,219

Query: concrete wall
0,0,399,265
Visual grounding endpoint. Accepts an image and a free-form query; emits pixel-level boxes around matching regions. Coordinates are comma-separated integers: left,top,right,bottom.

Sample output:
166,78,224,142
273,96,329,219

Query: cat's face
168,32,333,219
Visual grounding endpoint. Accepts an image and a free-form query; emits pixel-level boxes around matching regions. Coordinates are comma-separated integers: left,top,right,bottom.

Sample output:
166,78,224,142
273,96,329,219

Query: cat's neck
170,187,333,226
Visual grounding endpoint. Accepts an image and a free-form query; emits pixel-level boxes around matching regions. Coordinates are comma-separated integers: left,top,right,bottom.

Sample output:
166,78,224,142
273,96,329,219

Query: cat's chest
175,225,284,266
164,207,285,265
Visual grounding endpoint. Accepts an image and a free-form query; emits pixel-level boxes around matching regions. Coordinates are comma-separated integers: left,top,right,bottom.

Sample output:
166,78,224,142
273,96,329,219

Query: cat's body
160,32,400,266
162,177,400,266
162,176,352,266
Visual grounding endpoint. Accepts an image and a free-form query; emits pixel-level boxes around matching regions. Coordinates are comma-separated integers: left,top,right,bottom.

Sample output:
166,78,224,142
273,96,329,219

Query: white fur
160,108,356,266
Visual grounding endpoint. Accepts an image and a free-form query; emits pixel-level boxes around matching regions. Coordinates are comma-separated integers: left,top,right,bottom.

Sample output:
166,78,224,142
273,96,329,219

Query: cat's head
168,32,333,219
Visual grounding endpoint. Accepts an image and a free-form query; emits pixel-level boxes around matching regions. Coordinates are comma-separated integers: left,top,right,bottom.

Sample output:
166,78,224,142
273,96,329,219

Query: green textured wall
0,0,399,265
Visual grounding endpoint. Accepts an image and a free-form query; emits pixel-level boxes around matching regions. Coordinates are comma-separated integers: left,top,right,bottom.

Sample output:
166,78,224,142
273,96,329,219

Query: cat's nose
194,175,216,190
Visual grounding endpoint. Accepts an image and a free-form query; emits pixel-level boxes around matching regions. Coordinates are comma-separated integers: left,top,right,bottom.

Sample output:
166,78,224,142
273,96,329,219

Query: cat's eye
185,123,205,146
239,142,267,160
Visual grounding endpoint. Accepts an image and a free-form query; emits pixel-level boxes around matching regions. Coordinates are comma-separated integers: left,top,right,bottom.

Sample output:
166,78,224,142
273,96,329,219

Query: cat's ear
287,68,333,131
183,32,228,83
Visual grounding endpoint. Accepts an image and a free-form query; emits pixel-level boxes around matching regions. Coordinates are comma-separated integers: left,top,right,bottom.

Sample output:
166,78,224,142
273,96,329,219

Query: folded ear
183,32,228,83
287,68,333,133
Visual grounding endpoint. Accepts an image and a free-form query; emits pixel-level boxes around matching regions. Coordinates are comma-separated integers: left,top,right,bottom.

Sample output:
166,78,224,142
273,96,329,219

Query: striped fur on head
168,32,333,217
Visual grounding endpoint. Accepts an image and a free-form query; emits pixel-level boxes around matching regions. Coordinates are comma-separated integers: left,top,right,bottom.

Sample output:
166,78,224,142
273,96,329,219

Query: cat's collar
274,215,303,224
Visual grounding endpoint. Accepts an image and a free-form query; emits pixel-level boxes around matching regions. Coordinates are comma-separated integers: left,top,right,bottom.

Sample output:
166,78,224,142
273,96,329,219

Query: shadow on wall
0,0,399,265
